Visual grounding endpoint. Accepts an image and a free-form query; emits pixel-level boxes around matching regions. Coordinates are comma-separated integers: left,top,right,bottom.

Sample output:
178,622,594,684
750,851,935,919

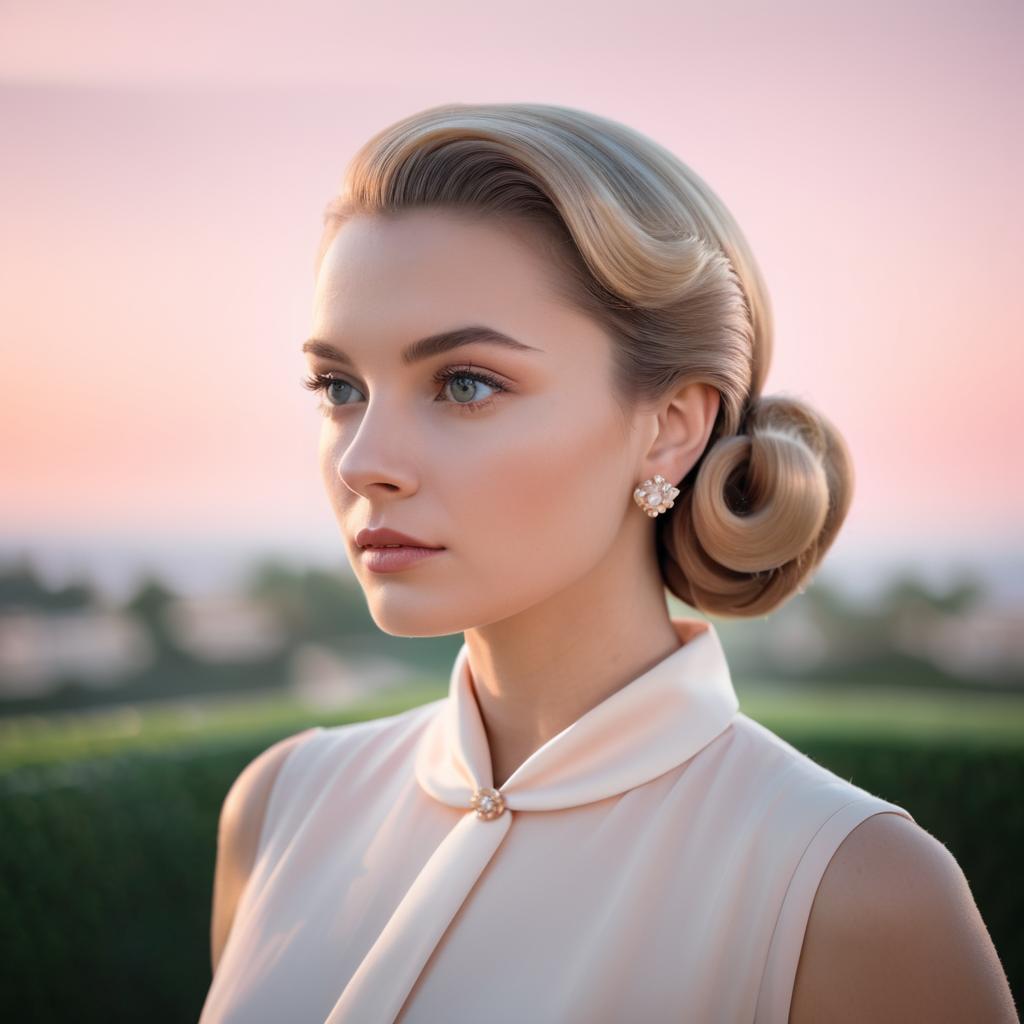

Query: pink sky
2,0,1021,568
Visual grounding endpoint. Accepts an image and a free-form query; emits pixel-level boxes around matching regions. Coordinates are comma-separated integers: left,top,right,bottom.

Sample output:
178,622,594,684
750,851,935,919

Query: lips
355,526,444,550
359,544,445,573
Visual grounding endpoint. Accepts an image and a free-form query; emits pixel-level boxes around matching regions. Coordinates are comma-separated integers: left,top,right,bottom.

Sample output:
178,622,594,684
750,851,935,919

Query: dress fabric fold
199,617,915,1024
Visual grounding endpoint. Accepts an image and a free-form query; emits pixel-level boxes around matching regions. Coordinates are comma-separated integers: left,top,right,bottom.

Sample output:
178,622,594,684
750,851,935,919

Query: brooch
470,786,506,820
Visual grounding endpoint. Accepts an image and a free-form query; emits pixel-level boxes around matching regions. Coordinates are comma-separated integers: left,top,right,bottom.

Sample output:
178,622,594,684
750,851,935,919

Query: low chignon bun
658,393,853,617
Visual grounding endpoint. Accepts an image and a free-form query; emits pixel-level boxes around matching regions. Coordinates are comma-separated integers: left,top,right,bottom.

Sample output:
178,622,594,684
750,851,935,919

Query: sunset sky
2,0,1021,598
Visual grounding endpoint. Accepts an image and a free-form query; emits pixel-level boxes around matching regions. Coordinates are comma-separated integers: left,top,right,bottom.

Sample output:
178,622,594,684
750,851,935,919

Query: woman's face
305,208,649,636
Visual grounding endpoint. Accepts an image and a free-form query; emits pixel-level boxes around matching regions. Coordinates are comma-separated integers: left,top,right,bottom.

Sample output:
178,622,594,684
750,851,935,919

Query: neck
462,532,697,790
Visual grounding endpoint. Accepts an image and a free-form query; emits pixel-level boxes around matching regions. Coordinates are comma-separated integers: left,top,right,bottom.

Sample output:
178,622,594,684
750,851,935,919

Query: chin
364,598,472,640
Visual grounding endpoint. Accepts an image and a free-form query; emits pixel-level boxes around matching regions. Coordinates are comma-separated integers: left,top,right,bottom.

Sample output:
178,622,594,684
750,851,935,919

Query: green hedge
0,726,1019,1022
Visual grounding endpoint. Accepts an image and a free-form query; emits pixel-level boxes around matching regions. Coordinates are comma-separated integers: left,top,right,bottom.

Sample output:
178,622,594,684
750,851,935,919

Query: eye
300,364,509,417
300,373,363,410
432,365,507,413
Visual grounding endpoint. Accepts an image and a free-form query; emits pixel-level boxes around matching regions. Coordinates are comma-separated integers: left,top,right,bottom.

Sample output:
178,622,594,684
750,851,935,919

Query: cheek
318,423,355,527
318,426,338,499
443,397,630,593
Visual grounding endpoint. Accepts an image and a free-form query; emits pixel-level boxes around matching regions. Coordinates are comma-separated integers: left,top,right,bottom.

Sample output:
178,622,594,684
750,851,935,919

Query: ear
640,380,720,485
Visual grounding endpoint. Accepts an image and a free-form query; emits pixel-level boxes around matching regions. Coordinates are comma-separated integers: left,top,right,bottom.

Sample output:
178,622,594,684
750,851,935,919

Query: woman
199,103,1016,1023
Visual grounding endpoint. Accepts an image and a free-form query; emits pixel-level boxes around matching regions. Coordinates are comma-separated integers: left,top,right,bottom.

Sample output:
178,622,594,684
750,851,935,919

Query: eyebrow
301,326,543,368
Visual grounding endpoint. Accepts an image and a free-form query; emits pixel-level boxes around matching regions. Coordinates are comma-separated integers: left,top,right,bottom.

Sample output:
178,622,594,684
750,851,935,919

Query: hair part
316,102,853,618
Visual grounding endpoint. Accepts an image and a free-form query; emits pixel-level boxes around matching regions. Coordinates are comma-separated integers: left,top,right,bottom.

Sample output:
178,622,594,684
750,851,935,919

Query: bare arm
789,811,1018,1023
209,727,319,975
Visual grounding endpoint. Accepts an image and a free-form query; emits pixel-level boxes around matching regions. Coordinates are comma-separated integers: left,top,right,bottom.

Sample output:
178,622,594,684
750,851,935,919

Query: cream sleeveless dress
199,617,915,1024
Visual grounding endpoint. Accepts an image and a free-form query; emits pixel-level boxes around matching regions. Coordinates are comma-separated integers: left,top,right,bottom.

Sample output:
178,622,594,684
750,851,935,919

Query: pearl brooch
470,786,506,820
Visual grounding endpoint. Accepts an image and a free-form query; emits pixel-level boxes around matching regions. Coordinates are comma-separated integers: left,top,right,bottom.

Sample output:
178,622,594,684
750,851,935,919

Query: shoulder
210,726,322,973
789,811,1017,1023
218,726,322,861
706,713,887,825
207,700,444,972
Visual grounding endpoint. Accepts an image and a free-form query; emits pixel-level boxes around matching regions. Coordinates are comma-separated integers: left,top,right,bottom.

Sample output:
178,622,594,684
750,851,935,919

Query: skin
789,812,1018,1023
209,207,1018,1020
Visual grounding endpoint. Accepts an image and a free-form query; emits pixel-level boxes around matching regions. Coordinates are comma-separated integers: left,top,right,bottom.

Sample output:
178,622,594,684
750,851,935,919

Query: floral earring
633,474,680,517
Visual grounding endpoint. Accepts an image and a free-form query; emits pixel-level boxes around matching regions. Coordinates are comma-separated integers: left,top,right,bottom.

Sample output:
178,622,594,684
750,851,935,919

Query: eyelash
300,364,509,417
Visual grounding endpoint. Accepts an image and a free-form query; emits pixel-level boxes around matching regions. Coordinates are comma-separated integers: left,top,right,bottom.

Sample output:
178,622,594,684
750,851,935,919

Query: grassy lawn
0,680,446,772
1,676,1022,773
737,680,1024,748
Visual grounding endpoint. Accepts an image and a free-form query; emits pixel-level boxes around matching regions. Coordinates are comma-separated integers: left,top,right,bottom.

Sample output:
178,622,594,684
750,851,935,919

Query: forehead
311,210,575,340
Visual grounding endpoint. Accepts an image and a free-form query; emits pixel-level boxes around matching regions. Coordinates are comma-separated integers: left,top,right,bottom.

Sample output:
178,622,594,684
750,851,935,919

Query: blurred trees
0,553,1018,717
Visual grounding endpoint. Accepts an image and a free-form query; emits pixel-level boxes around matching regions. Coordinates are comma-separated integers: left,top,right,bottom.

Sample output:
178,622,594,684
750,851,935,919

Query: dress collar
326,618,740,1023
415,616,739,813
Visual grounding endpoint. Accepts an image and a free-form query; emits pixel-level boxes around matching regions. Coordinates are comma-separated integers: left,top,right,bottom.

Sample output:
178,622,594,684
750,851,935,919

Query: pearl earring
633,474,680,517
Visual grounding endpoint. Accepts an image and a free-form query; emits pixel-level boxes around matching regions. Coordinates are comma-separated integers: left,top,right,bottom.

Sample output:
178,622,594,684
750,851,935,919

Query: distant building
894,605,1024,682
162,593,287,662
0,609,153,697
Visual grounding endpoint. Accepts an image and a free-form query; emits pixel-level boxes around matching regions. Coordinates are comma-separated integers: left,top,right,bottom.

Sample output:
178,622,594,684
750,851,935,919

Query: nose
331,398,421,499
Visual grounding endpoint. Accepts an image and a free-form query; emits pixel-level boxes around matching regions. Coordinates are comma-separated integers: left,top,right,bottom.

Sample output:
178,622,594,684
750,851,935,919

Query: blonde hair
316,102,853,618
